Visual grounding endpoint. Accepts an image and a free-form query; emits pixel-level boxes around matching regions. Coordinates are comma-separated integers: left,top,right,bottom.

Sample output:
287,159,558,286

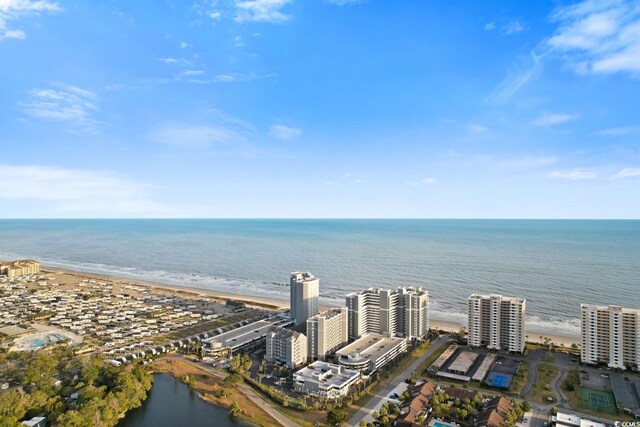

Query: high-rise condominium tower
345,287,429,340
290,272,320,325
467,294,526,353
581,304,640,370
307,307,349,360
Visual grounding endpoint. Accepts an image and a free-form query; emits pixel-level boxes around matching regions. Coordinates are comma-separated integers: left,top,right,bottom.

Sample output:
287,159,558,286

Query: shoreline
41,265,580,347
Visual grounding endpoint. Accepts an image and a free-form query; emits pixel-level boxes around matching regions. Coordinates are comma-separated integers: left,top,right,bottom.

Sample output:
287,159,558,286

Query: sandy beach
41,266,580,348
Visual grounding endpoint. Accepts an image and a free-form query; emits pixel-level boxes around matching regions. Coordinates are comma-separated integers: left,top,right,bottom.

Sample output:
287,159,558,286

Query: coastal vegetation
510,361,529,396
531,363,559,404
0,347,152,426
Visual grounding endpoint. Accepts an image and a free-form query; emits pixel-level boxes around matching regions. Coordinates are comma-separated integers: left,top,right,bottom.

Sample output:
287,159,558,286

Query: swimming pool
23,333,64,350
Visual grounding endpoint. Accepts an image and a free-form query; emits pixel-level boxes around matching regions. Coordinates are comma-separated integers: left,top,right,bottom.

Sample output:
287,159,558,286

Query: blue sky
1,0,639,218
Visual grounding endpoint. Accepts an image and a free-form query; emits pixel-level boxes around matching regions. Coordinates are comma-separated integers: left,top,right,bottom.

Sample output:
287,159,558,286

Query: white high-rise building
290,272,320,325
345,287,429,340
265,326,308,369
468,294,526,353
307,307,349,360
581,304,640,370
403,289,430,340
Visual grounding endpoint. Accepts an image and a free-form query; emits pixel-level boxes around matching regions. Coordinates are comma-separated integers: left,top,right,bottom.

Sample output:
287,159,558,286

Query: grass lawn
542,353,555,363
416,341,452,377
510,360,530,396
531,363,558,404
153,357,279,426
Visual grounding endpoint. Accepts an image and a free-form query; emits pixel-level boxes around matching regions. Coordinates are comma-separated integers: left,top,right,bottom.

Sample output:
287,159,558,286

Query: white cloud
502,20,526,35
209,10,221,21
158,57,192,65
1,28,24,38
470,123,488,133
408,178,438,186
487,51,542,104
549,170,598,180
547,0,640,74
234,35,243,47
19,83,100,131
179,69,205,76
269,124,301,140
612,167,640,178
484,22,496,31
235,0,292,23
0,164,178,216
149,123,247,149
179,41,191,49
0,0,61,40
213,73,258,82
595,126,640,136
531,112,578,126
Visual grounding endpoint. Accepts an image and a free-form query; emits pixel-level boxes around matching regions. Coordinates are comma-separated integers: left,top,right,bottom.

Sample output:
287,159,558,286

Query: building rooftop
308,307,346,322
469,293,526,304
293,361,359,390
336,333,406,364
472,353,496,381
290,272,317,282
202,319,290,350
553,412,606,427
448,351,478,374
268,325,305,340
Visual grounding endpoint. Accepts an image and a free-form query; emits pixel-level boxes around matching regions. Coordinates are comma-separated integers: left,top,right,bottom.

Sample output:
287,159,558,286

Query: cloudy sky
1,0,639,218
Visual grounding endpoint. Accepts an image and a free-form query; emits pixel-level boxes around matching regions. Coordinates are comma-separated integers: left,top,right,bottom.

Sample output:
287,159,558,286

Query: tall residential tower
306,307,349,360
467,294,526,353
290,272,320,325
345,287,429,340
581,304,640,370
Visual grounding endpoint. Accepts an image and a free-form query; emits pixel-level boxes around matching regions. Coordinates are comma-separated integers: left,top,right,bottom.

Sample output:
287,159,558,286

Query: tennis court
581,387,617,415
487,372,513,389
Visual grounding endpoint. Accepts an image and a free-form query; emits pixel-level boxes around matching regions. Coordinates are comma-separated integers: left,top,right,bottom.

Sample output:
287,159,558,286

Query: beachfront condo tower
345,287,429,340
290,272,320,325
306,307,349,360
468,294,526,353
581,304,640,370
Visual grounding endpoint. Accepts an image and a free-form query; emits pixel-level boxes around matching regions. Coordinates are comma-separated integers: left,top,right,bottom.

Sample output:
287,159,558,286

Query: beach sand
41,266,580,347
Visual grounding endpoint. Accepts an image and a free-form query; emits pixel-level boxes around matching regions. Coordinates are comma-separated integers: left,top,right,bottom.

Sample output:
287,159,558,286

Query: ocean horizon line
1,217,639,221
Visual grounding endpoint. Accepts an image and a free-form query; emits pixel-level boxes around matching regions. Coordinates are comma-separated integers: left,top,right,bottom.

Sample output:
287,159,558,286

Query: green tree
224,373,243,387
327,409,347,426
229,402,241,417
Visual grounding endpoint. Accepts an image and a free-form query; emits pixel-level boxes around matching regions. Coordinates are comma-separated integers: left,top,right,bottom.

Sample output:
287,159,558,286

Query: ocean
1,219,638,338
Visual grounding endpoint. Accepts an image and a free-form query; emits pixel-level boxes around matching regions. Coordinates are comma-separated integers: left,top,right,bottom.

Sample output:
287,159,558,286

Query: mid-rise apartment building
307,307,349,360
290,272,320,325
467,294,526,353
581,304,640,370
345,287,429,340
265,326,308,369
0,260,40,277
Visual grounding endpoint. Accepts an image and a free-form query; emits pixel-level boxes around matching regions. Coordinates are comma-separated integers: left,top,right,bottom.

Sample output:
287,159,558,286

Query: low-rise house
476,397,513,427
397,382,437,427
